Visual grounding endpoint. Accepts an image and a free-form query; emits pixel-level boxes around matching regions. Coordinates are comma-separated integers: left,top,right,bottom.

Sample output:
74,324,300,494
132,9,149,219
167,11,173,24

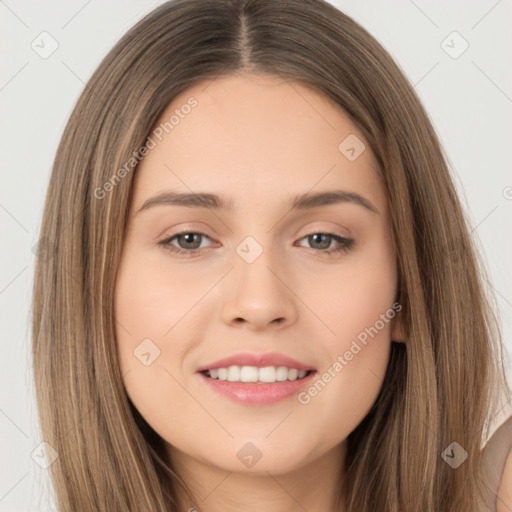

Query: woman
32,0,512,510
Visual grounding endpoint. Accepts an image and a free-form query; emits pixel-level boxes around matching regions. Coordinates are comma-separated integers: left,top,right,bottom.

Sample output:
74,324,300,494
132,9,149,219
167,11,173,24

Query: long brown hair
31,0,511,510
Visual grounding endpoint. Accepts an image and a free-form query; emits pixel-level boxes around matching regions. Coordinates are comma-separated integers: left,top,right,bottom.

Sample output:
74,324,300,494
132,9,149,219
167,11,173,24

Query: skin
483,414,512,512
498,449,512,512
114,72,406,512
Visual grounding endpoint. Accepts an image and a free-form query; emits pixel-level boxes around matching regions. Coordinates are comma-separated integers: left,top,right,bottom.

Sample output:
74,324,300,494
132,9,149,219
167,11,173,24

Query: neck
168,441,347,512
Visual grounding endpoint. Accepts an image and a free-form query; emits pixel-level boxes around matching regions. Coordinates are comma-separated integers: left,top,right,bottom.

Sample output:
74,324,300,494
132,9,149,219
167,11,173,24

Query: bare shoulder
482,414,512,512
497,447,512,512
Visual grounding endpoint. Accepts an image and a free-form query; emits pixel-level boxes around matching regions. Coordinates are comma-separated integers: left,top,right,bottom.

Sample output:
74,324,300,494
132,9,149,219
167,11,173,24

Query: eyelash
157,231,355,257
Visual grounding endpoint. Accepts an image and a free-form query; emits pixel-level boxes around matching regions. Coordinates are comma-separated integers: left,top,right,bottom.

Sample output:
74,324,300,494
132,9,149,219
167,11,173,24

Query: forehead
131,73,386,216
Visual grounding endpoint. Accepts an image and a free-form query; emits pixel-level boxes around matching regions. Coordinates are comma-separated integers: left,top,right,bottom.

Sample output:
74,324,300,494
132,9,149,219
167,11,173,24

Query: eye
295,232,355,256
158,231,214,256
157,231,355,257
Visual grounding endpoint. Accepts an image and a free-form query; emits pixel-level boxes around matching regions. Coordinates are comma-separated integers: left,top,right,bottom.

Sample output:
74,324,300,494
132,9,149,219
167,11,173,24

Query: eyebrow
136,189,379,215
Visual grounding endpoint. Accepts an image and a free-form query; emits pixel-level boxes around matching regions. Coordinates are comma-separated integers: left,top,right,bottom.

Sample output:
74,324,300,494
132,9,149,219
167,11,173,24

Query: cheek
114,249,205,341
301,246,397,347
298,338,391,458
298,277,395,447
114,250,180,379
299,244,396,417
113,246,216,392
113,251,200,438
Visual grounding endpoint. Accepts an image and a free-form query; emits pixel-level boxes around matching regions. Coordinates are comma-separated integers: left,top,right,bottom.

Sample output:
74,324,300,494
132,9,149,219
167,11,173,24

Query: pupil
311,233,330,249
180,233,200,248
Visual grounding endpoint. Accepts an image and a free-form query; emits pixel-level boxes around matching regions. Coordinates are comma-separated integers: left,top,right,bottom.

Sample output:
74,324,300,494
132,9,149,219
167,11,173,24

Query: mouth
197,366,318,405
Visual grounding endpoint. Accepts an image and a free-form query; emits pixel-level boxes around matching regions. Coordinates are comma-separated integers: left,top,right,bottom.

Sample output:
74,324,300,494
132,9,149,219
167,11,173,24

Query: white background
1,1,511,510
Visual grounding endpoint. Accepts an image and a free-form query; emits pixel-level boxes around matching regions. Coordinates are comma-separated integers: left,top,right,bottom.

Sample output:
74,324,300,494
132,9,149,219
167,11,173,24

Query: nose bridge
235,233,287,299
221,232,297,329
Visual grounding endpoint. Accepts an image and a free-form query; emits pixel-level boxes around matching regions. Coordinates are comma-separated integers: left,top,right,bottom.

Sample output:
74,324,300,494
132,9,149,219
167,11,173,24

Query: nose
221,245,298,331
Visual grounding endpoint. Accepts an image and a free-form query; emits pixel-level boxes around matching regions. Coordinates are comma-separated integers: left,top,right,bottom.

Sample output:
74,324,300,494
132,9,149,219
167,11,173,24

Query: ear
390,307,407,343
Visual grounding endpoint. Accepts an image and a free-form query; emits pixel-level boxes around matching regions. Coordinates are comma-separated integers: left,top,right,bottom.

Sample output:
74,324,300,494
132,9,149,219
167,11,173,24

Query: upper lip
196,352,316,372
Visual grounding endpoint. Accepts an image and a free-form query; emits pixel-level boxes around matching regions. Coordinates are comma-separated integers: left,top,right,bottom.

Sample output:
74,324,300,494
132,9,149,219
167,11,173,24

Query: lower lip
197,371,317,405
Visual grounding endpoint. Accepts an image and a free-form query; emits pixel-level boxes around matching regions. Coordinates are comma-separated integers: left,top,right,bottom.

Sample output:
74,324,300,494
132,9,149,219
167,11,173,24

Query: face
114,73,403,478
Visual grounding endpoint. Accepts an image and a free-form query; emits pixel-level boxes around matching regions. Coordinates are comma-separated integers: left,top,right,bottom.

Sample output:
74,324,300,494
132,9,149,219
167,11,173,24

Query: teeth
204,365,310,383
240,366,258,382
